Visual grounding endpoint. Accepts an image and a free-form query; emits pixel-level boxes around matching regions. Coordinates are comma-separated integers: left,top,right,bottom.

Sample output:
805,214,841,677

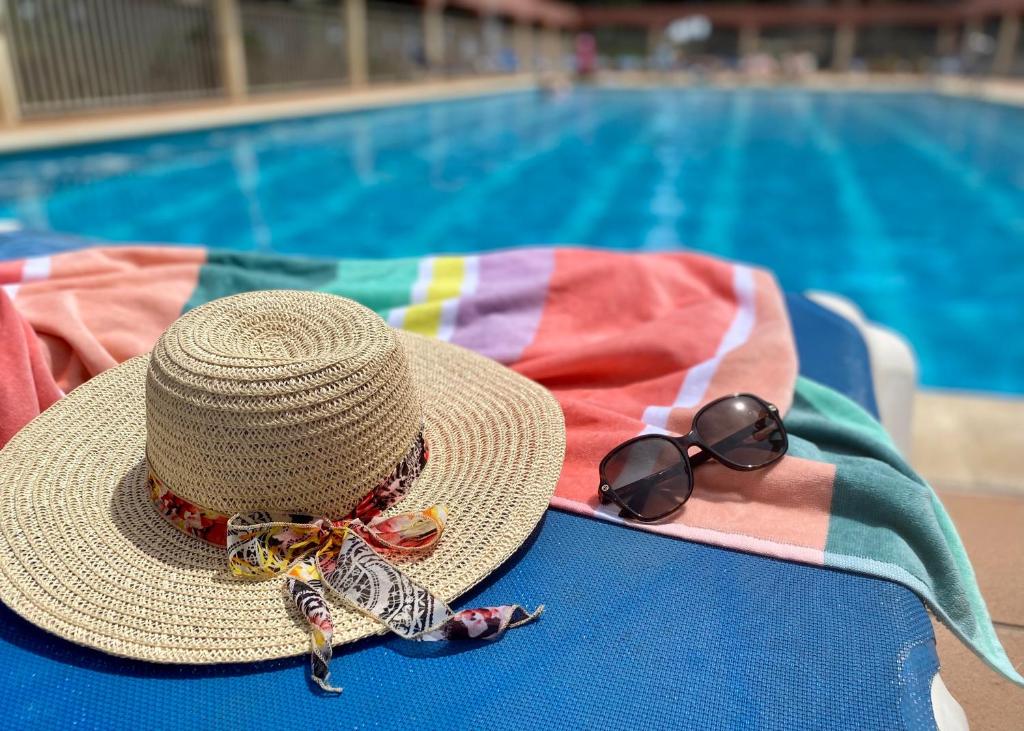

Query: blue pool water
0,89,1021,393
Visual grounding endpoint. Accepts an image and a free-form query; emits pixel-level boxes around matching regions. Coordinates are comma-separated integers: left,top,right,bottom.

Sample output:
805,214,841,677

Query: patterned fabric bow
151,431,542,693
226,509,541,692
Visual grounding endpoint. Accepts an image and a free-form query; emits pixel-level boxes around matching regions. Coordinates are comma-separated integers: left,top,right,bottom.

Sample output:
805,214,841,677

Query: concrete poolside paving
2,72,1022,156
915,390,1024,496
931,491,1024,731
916,392,1024,729
935,622,1024,731
0,75,542,154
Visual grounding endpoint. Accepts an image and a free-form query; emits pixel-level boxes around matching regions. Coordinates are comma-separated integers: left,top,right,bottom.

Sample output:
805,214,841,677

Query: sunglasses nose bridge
677,433,708,464
671,430,697,447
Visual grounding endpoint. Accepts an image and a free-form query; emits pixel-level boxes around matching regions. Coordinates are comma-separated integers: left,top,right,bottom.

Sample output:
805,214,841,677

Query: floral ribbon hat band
0,291,566,692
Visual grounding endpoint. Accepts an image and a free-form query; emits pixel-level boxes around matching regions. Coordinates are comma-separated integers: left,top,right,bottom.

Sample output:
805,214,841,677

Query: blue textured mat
1,513,937,730
0,293,939,730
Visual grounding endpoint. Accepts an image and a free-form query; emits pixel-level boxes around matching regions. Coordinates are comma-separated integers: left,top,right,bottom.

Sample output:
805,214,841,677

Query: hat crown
145,290,422,516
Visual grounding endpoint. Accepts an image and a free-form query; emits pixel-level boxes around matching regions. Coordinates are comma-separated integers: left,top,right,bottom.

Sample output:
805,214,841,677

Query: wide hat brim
0,331,565,664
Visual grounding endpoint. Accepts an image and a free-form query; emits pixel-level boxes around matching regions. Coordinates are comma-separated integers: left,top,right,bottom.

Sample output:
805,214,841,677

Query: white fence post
423,0,445,75
936,23,958,57
0,0,21,125
961,17,983,65
992,13,1020,76
514,21,534,72
345,0,368,87
833,22,857,72
214,0,248,100
738,23,760,58
542,24,560,71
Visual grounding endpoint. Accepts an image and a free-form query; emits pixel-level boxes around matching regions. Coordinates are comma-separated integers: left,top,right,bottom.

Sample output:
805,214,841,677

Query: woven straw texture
146,291,423,515
0,291,565,664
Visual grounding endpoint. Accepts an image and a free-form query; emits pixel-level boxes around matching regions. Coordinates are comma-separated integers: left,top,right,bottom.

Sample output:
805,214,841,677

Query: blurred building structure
580,0,1024,76
0,0,1020,126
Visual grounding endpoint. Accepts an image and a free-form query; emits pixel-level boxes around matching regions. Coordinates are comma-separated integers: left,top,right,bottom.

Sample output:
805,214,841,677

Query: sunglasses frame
597,393,788,523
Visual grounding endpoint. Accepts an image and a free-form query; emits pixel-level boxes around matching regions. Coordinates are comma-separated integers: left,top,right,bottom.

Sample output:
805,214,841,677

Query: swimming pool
0,89,1021,394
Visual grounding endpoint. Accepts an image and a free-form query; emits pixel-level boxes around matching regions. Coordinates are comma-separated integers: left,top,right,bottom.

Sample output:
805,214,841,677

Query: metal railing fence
444,11,483,76
7,0,219,117
0,0,554,120
1,0,1022,124
366,1,424,83
241,1,348,92
759,26,835,67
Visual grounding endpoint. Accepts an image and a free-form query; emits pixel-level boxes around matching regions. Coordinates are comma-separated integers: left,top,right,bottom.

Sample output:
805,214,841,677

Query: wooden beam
414,0,1024,30
962,0,1024,18
578,3,993,30
429,0,579,28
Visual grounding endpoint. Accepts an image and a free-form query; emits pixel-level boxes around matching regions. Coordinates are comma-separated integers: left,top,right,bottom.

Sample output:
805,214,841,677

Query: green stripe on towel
788,377,1021,684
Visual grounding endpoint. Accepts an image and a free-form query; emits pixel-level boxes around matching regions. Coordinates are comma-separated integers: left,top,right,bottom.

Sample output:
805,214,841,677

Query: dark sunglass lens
695,396,786,467
603,437,691,519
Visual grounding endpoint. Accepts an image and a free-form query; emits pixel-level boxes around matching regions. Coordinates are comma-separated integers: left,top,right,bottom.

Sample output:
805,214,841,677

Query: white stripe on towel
639,265,757,434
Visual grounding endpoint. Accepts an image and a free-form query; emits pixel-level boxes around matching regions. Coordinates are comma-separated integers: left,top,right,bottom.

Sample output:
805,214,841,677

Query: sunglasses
598,393,788,522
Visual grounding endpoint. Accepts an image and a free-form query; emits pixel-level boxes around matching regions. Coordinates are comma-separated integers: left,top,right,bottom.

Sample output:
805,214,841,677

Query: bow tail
324,529,543,640
286,560,339,693
419,603,545,641
272,518,542,693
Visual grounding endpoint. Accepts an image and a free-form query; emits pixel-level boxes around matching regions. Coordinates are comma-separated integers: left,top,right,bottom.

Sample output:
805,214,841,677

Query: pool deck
594,69,1024,107
0,74,541,154
932,485,1024,730
915,390,1024,496
914,389,1024,728
1,72,1022,156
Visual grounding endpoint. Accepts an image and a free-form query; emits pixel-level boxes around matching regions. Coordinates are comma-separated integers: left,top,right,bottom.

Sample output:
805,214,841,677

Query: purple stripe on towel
450,248,555,364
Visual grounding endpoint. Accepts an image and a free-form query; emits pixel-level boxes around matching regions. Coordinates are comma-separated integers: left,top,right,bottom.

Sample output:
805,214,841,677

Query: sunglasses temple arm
603,462,688,501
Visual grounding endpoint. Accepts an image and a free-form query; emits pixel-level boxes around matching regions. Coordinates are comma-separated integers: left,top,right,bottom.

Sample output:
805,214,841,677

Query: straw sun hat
0,290,565,691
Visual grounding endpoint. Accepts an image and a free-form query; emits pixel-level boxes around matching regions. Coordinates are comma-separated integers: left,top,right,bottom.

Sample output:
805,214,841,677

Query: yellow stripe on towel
403,256,465,338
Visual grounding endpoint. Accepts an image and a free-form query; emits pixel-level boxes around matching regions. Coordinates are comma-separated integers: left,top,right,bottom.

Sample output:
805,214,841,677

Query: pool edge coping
0,75,542,155
2,72,1021,156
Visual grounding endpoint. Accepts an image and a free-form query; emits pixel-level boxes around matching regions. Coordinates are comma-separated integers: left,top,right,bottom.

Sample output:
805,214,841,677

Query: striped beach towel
1,241,1020,687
